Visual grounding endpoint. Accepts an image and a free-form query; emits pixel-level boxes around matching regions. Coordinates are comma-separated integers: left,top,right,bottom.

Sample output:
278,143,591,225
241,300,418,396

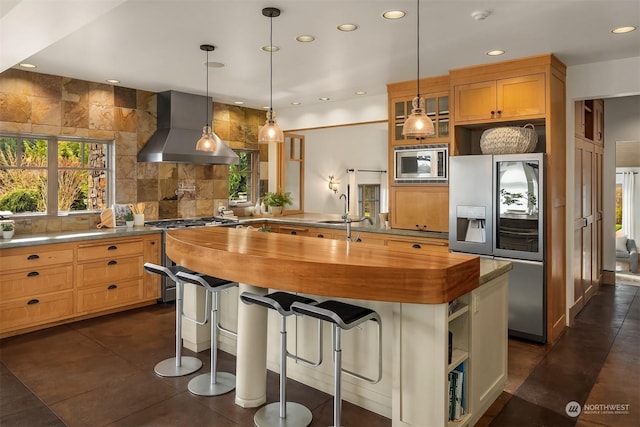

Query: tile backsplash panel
0,69,264,234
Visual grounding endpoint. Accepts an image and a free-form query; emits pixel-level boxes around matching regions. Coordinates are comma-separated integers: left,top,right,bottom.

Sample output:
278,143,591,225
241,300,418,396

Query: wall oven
394,144,448,183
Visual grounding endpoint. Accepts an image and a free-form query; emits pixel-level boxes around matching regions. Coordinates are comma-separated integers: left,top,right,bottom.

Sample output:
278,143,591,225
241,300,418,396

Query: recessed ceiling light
354,91,367,96
319,97,330,101
471,10,491,21
291,101,302,105
611,26,637,34
261,45,280,52
262,106,270,110
296,35,315,43
382,10,406,20
234,101,244,105
337,23,358,32
207,62,225,68
106,79,120,84
19,63,36,69
486,50,505,56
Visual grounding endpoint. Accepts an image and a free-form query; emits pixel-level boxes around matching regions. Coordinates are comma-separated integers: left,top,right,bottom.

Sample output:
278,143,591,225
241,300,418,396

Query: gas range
144,216,239,302
145,216,239,230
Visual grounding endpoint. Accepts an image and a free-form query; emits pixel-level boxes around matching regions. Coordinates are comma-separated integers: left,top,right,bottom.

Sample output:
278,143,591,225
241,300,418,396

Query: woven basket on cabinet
479,123,538,154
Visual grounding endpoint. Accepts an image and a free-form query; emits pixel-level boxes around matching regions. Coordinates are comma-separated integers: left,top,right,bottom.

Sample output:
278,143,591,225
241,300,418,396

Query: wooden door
572,138,595,319
496,73,546,119
593,99,604,145
453,80,496,122
593,144,604,287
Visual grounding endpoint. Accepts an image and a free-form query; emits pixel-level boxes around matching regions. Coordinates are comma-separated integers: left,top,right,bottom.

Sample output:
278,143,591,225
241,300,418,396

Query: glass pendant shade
258,110,284,143
403,96,434,138
196,125,222,151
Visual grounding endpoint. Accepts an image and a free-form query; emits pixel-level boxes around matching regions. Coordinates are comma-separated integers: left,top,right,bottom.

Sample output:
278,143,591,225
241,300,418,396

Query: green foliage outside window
229,151,249,200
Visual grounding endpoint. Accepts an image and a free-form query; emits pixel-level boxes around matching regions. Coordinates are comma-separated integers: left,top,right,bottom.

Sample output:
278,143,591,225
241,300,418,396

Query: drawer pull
317,234,324,238
27,271,40,277
108,260,118,266
107,284,118,290
27,299,40,305
108,245,118,251
27,254,40,260
290,231,297,235
412,244,422,249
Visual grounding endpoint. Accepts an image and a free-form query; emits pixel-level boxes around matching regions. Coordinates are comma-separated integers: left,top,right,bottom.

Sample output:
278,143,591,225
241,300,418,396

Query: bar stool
291,300,382,427
240,291,323,427
143,263,202,377
176,271,238,396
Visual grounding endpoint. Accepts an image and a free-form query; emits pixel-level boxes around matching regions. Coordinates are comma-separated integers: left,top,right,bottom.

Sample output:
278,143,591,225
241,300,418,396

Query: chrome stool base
154,356,202,377
254,402,312,427
188,371,236,396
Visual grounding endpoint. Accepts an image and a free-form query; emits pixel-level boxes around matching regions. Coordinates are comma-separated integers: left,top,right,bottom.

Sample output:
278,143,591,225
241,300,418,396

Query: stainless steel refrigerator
449,153,546,343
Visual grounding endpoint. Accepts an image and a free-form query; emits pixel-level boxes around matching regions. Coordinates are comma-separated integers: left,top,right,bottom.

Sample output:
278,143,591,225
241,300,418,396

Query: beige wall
0,68,264,233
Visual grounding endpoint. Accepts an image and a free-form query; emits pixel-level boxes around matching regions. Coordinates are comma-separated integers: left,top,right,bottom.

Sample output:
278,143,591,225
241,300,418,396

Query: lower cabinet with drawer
0,233,161,337
0,242,76,335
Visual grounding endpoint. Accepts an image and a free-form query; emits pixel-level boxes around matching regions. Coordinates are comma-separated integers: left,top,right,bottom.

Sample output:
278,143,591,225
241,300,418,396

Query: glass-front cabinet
392,93,449,145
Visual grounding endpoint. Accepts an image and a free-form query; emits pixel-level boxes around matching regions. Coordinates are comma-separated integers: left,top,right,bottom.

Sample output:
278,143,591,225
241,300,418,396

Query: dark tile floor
1,283,638,427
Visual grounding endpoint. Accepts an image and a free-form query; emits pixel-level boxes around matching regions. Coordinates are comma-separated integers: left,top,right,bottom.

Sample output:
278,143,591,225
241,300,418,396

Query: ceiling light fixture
486,49,505,56
258,7,284,144
611,26,637,34
18,63,36,69
296,35,315,42
402,0,434,139
196,44,226,152
106,79,120,84
354,90,367,95
319,97,330,101
383,10,406,20
337,23,358,32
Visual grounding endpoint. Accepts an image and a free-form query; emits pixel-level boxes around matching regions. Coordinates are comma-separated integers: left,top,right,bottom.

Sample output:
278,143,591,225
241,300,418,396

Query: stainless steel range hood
137,90,239,165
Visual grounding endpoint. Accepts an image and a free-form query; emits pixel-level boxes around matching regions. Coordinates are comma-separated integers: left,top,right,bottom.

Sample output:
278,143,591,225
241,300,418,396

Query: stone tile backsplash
1,68,264,234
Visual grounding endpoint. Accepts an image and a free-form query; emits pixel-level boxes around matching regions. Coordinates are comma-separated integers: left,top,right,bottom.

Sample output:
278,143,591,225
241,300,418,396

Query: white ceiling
1,0,639,110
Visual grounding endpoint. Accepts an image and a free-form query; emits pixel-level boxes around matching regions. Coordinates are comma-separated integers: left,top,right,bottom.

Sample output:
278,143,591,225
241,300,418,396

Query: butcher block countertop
166,226,481,304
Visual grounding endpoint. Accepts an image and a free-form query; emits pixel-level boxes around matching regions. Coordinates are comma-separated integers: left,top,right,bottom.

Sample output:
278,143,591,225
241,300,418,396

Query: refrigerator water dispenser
456,205,487,243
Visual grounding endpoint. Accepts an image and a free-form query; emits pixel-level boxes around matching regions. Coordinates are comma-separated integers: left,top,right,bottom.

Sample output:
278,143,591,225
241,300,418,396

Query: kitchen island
166,226,510,426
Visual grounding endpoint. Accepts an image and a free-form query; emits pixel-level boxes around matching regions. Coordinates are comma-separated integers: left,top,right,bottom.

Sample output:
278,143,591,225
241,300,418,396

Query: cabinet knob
108,260,118,266
490,110,495,118
497,110,502,117
415,224,420,229
290,231,297,235
27,254,40,260
317,234,324,238
27,299,40,305
27,271,40,277
107,284,118,290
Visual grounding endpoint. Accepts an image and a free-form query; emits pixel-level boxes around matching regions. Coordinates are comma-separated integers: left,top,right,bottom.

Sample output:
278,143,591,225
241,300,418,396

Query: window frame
0,132,115,217
228,149,260,206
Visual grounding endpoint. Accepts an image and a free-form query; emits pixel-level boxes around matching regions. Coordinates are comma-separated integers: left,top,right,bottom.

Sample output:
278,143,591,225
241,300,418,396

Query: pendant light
258,7,284,144
196,44,225,151
402,0,434,139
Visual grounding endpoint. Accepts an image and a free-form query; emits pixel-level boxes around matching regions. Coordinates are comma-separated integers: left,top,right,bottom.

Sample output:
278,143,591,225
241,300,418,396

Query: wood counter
165,226,480,304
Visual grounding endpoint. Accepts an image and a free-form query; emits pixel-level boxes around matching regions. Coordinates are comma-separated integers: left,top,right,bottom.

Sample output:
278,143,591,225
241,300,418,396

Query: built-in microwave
394,144,448,183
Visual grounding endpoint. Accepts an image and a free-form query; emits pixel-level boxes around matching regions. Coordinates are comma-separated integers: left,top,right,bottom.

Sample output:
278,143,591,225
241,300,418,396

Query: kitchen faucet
338,193,373,242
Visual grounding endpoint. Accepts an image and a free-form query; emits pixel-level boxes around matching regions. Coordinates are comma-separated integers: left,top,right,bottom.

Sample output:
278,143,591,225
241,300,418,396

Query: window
358,184,380,218
228,150,259,205
0,133,113,215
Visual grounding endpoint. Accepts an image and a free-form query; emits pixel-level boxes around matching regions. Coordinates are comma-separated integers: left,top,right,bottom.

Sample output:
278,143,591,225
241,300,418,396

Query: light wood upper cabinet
454,73,546,123
387,75,451,147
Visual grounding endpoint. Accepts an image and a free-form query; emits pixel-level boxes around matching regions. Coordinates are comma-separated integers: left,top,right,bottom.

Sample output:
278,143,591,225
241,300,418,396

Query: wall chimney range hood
137,91,239,165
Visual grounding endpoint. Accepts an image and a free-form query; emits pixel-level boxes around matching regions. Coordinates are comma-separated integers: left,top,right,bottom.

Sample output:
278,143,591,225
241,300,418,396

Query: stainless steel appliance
145,216,239,302
394,144,448,183
449,153,546,342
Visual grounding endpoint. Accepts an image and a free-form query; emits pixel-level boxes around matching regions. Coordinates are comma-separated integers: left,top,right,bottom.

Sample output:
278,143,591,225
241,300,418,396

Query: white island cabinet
166,228,510,427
